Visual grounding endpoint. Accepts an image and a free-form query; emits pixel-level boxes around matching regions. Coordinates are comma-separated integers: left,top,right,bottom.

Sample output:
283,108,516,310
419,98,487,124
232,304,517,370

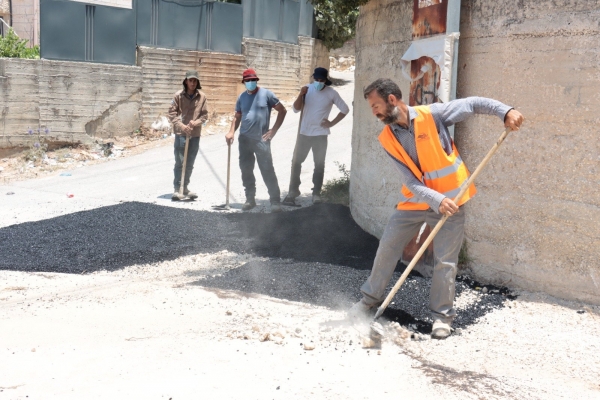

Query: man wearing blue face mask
282,67,349,206
225,69,287,212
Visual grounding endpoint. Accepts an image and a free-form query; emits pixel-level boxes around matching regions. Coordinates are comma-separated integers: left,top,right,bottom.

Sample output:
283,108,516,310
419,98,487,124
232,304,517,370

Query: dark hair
363,78,402,101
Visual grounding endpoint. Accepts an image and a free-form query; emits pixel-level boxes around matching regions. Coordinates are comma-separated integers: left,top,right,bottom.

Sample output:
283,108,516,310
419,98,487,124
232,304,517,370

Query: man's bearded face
376,101,400,125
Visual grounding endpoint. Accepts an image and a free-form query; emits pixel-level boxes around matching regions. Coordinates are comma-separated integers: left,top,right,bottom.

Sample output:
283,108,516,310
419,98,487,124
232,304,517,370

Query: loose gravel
0,201,514,332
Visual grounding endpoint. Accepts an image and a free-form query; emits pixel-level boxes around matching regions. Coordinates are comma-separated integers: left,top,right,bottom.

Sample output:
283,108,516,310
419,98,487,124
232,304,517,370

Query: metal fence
243,0,301,44
137,0,243,54
40,0,137,65
39,0,315,65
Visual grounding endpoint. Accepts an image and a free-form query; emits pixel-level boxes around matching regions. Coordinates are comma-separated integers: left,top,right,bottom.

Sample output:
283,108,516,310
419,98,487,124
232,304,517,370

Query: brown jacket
167,89,209,137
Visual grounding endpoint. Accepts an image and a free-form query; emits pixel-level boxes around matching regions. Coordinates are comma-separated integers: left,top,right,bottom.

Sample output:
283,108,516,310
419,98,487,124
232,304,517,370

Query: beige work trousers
360,207,465,323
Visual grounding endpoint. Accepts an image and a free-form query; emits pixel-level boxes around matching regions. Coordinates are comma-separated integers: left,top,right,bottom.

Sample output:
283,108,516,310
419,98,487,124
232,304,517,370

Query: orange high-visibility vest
378,105,476,211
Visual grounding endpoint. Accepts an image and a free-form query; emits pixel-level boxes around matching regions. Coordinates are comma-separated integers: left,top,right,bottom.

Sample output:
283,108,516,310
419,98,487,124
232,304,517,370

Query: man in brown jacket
167,70,209,201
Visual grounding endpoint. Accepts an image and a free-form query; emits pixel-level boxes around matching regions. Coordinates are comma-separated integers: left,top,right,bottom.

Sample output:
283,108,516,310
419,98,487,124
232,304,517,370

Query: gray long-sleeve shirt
387,97,512,213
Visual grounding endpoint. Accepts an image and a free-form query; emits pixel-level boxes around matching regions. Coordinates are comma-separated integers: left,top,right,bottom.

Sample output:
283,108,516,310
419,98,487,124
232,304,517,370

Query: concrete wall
138,46,245,126
351,0,600,305
1,37,328,155
299,36,331,86
10,0,39,46
243,37,301,100
0,58,142,156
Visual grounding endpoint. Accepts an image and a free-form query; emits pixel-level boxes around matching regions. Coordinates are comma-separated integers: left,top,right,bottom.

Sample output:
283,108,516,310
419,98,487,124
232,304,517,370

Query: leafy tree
308,0,371,50
0,28,40,59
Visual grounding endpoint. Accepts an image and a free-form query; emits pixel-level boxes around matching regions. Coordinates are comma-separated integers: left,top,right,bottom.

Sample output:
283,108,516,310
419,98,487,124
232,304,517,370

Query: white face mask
313,81,325,91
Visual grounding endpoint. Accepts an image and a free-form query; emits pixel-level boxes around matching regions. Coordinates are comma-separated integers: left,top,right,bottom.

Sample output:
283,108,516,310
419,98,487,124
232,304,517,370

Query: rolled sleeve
333,91,350,115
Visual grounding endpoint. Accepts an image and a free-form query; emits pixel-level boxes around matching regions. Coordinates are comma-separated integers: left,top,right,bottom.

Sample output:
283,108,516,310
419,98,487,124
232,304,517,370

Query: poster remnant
68,0,132,9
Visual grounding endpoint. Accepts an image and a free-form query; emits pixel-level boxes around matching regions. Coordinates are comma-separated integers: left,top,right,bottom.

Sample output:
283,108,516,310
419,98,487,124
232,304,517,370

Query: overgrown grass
322,161,350,206
458,239,473,270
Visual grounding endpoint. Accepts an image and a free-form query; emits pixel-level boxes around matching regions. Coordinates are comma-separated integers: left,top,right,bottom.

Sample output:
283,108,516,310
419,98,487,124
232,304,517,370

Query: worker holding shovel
350,78,524,339
225,69,287,213
282,67,349,206
167,70,208,201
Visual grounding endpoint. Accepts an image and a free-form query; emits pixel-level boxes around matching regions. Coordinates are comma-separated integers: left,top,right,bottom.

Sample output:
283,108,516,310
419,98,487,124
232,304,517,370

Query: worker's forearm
330,112,347,126
271,110,287,132
293,95,304,112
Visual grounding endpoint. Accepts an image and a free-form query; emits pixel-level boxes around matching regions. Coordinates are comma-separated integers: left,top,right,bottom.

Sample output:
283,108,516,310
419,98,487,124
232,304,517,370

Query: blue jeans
238,135,281,203
173,135,200,190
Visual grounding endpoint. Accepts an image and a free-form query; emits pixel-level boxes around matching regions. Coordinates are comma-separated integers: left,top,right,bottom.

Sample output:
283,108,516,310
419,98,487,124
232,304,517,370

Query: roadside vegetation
0,28,40,59
322,161,350,206
309,0,371,49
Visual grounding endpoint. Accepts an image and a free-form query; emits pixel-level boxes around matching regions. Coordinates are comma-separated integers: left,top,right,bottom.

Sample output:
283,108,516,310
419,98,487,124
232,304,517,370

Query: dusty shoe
312,194,322,204
184,188,198,200
348,299,375,320
171,191,182,201
431,319,452,339
241,198,256,211
271,202,282,213
282,195,297,206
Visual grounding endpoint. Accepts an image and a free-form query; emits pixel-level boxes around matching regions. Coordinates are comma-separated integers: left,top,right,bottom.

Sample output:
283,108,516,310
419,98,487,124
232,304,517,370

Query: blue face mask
245,81,257,91
313,81,325,91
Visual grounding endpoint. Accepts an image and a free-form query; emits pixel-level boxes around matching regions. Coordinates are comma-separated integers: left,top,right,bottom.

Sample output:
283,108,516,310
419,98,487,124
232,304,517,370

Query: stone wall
299,36,331,86
351,0,600,304
243,37,301,100
138,47,246,126
10,0,39,46
0,0,9,18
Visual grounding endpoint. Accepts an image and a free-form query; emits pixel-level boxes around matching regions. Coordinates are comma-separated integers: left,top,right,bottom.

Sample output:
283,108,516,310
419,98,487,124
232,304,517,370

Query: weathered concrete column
351,0,600,305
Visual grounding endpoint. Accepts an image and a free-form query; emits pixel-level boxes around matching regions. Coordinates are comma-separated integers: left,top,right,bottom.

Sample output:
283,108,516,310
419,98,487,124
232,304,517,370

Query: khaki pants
360,207,465,323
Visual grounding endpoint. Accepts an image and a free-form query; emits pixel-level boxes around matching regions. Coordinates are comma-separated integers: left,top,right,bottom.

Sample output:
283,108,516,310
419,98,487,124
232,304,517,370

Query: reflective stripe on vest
378,106,477,211
424,156,463,181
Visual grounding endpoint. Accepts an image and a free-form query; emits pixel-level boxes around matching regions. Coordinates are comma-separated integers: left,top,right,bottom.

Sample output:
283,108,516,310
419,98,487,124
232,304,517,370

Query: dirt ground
1,71,600,399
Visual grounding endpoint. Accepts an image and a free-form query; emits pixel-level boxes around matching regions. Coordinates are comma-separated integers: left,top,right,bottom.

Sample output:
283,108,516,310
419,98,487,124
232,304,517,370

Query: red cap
242,68,259,82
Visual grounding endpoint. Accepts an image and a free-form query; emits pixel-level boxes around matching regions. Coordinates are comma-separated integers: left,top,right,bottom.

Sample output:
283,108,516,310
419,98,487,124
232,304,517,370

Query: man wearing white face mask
282,67,349,206
226,69,287,212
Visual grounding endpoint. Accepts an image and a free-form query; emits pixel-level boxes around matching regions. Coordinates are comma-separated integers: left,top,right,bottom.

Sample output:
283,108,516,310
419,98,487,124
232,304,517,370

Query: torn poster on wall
405,0,459,106
68,0,132,9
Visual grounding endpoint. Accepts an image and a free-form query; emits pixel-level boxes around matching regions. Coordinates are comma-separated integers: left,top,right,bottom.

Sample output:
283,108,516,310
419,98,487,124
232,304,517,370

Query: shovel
212,143,231,210
282,94,305,208
172,134,190,201
369,126,514,339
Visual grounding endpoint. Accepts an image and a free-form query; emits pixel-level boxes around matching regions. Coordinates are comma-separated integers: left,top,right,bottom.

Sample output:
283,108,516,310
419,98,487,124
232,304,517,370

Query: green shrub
0,28,40,59
321,161,350,206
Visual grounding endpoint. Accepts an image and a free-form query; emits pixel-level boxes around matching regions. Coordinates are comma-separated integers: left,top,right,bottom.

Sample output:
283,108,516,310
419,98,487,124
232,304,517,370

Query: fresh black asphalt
0,202,514,332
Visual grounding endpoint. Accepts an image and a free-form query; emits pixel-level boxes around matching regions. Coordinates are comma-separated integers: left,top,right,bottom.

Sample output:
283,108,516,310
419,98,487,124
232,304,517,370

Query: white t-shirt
292,84,349,136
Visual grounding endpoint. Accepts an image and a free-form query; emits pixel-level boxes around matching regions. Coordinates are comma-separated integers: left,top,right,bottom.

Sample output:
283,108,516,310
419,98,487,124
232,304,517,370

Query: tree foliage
308,0,371,50
0,28,40,59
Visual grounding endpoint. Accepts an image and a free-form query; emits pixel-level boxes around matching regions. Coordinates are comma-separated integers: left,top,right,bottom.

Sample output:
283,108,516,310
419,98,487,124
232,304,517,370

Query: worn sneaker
184,188,198,200
271,202,282,213
312,194,322,204
348,299,375,320
431,319,452,339
172,191,182,201
242,198,256,211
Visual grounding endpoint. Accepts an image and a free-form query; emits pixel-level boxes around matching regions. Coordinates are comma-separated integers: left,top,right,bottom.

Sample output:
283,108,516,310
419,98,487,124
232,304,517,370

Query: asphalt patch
0,201,514,331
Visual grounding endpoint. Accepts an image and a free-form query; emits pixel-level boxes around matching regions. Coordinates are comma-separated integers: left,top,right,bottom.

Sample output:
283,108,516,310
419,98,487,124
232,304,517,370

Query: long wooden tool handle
179,135,190,195
374,127,512,319
225,143,231,206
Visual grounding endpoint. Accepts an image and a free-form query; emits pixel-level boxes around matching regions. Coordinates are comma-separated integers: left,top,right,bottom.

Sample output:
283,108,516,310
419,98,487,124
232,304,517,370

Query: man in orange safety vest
350,78,524,339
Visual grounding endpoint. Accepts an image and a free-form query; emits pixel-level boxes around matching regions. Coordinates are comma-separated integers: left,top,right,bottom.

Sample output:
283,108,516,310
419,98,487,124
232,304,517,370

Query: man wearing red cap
225,69,287,212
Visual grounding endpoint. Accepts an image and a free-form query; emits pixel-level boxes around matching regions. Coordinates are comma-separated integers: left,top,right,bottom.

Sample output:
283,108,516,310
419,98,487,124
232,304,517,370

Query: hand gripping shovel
212,143,231,210
369,127,514,339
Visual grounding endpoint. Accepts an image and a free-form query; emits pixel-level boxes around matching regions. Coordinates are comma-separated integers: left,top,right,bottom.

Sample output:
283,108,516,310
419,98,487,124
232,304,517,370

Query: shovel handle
374,127,513,320
226,143,231,206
